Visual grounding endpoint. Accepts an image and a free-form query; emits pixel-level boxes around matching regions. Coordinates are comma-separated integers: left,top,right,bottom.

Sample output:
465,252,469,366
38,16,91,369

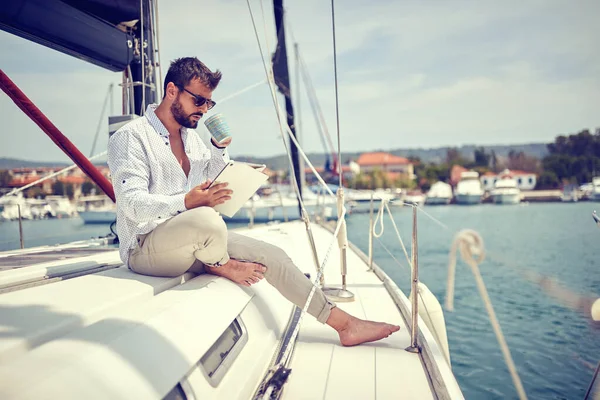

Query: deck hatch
199,317,248,387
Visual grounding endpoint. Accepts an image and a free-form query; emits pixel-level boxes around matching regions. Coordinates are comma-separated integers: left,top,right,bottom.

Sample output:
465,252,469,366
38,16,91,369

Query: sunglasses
180,87,216,110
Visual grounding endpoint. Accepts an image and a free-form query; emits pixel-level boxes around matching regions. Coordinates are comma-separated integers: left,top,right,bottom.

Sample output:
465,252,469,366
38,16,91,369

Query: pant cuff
195,250,230,267
316,300,336,324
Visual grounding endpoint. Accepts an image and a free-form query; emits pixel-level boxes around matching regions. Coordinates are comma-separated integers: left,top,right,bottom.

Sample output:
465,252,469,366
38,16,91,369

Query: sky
1,0,599,164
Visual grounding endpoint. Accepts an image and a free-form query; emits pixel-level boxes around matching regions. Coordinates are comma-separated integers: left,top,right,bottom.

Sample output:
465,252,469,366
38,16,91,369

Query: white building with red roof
480,169,537,191
356,152,415,180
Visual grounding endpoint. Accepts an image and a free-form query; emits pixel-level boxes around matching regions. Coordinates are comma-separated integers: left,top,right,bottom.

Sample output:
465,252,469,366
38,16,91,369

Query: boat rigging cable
297,51,338,173
246,0,355,393
248,0,334,285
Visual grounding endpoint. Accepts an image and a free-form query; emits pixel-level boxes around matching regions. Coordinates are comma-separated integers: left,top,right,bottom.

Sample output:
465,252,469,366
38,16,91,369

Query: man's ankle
326,308,352,332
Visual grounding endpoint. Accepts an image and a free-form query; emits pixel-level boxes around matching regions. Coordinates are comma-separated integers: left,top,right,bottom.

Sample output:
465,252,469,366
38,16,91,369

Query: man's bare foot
206,259,266,287
337,317,400,346
326,308,400,346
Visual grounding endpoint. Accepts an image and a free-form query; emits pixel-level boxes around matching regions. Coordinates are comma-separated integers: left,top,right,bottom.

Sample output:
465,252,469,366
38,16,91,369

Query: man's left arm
206,138,231,180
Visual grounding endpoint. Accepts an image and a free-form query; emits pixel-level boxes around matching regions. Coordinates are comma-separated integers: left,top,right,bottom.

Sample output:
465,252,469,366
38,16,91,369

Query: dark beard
171,96,202,128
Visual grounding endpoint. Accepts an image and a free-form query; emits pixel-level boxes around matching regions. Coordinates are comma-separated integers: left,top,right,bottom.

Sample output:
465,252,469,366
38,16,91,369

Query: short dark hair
163,57,222,97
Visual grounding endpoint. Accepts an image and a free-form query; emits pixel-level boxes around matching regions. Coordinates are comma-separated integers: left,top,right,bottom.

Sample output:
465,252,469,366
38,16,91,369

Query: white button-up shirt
107,104,229,265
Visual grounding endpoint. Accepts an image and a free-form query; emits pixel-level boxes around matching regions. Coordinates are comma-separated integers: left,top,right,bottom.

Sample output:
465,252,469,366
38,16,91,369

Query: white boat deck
235,222,439,400
0,220,461,399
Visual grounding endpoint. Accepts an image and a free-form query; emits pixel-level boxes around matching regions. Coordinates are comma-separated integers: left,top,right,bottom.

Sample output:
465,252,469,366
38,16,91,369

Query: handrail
406,205,420,352
370,198,421,351
366,196,529,397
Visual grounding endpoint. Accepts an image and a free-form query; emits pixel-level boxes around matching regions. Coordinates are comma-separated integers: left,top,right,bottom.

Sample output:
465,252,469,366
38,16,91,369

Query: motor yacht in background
425,181,453,205
228,188,337,223
591,177,600,202
455,171,484,205
491,175,521,204
402,190,426,206
44,196,78,218
0,193,33,221
560,184,579,203
76,194,116,224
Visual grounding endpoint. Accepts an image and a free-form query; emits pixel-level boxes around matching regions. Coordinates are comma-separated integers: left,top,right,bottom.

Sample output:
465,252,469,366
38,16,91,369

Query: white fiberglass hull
455,194,482,205
492,193,521,204
78,211,117,224
425,196,451,205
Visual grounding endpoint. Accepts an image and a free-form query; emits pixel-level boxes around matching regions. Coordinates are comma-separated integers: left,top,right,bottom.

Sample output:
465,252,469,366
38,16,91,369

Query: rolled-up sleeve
108,131,186,223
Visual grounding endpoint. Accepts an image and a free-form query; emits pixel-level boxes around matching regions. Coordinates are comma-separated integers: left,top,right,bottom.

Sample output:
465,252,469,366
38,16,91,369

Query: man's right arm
108,131,186,223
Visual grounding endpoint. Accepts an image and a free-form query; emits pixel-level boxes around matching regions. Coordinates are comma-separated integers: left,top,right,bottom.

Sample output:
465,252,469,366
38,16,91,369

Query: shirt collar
145,104,188,140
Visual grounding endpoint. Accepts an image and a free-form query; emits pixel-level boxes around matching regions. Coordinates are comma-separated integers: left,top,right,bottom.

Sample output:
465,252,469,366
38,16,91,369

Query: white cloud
0,0,599,163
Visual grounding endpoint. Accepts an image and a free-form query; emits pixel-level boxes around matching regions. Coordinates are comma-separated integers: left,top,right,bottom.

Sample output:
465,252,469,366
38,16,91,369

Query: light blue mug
204,113,231,143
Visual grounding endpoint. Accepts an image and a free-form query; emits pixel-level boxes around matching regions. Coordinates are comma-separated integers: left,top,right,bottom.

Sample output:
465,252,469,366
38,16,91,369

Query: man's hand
184,180,232,209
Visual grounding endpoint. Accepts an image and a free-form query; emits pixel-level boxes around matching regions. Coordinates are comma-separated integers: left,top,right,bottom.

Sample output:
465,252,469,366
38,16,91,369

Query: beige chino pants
129,207,333,323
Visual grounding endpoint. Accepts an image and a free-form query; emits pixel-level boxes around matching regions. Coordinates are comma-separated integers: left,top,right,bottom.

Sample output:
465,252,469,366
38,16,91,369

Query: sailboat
0,1,467,399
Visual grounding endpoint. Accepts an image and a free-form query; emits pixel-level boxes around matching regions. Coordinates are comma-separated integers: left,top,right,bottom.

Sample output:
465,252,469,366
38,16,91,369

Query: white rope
445,230,527,400
372,198,386,238
383,201,412,270
371,199,411,268
2,151,108,199
218,79,267,104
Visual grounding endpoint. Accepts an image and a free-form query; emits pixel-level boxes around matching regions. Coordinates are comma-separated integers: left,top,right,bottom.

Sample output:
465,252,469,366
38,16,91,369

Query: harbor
0,202,598,399
0,0,598,398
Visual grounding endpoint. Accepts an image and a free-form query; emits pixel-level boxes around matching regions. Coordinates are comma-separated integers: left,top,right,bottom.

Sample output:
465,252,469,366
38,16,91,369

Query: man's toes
253,272,264,280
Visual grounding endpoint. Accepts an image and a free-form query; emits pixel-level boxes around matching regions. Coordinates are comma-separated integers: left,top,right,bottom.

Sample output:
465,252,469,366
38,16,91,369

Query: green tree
368,169,389,189
52,181,65,196
536,171,560,189
348,172,369,189
65,183,74,199
490,150,498,172
542,129,600,184
445,148,467,166
394,176,416,189
473,147,491,167
81,180,97,196
507,150,540,172
0,170,12,187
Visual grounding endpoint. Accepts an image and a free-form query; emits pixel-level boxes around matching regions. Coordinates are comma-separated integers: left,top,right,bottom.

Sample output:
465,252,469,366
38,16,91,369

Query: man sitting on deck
107,57,399,346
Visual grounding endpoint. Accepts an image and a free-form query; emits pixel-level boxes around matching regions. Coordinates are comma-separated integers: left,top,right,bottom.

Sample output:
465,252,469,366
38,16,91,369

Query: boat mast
272,0,302,211
129,0,159,116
